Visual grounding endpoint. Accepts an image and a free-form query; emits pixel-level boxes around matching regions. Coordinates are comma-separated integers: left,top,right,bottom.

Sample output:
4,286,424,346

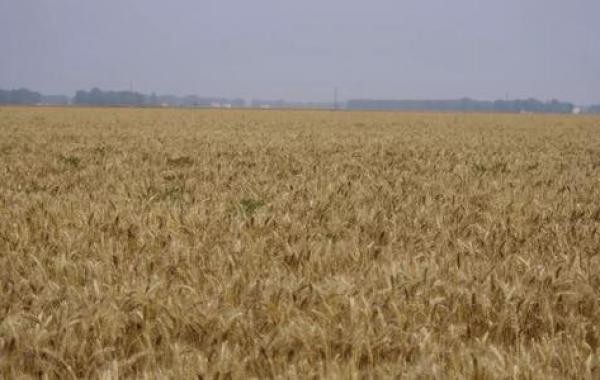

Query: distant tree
147,93,158,106
73,88,146,106
0,88,42,105
346,98,574,114
586,105,600,114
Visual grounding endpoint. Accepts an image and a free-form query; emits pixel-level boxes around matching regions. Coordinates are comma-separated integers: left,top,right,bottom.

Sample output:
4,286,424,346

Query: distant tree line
0,87,247,107
74,88,146,106
73,88,245,107
346,98,576,114
586,105,600,114
0,88,42,105
41,94,70,105
2,87,598,114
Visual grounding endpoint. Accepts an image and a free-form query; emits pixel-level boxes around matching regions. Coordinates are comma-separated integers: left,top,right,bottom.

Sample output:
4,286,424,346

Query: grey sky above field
1,0,599,104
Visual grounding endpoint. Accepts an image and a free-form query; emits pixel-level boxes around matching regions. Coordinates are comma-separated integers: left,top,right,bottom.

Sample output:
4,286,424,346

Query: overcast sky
1,0,599,104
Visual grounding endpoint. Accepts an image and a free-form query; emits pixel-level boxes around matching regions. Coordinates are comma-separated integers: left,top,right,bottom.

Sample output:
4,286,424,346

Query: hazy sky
1,0,599,104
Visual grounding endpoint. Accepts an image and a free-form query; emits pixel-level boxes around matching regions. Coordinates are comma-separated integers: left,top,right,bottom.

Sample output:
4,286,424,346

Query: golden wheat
1,107,600,379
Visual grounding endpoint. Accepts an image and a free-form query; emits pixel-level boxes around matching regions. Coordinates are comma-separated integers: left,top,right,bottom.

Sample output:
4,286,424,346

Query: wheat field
1,107,600,379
